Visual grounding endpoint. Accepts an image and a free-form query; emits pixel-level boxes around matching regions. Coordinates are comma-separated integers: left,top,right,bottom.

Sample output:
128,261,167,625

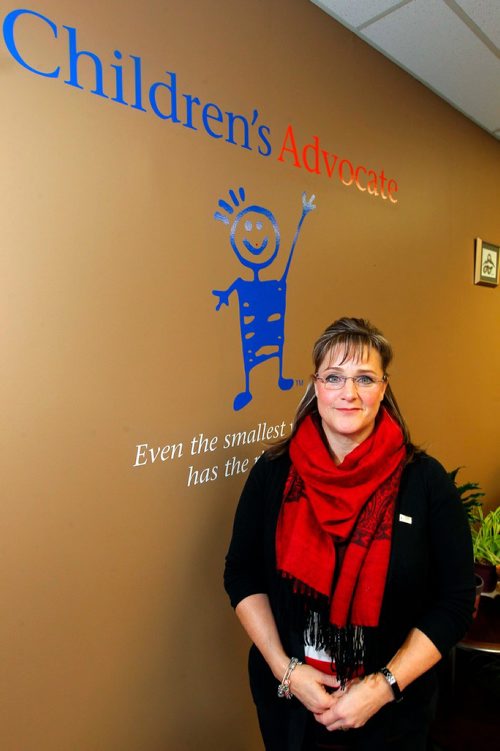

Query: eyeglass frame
313,373,388,390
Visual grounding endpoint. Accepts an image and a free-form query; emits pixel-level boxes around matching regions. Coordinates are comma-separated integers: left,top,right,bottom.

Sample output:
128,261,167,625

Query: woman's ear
379,380,388,403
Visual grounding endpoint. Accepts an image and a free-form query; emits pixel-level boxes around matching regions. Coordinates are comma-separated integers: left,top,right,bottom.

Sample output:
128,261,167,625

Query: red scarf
276,409,405,676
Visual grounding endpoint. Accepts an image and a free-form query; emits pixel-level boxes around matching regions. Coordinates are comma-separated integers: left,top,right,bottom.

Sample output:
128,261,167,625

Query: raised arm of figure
280,192,316,282
235,593,340,714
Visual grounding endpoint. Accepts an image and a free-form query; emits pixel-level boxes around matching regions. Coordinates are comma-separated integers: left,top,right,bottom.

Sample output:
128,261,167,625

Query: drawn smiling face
243,217,268,255
230,205,280,270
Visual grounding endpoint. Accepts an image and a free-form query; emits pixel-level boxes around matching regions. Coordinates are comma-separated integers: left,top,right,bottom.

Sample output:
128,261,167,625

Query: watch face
380,668,403,702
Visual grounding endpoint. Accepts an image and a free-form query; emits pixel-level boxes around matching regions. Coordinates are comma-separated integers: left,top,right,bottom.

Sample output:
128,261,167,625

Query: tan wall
1,1,498,749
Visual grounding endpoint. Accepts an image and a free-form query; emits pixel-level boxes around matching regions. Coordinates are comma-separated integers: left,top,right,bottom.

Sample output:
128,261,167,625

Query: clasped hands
289,664,393,732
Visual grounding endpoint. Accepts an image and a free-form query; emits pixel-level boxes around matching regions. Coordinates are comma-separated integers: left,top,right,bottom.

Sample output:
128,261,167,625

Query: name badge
399,514,412,525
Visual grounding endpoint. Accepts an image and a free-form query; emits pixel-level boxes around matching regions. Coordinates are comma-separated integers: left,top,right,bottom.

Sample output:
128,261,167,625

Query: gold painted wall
0,1,498,749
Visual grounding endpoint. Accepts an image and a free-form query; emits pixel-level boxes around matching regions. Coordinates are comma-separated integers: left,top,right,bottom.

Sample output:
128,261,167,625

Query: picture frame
474,238,499,287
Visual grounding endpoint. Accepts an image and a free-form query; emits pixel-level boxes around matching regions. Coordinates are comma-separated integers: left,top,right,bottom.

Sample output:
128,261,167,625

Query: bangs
320,338,373,369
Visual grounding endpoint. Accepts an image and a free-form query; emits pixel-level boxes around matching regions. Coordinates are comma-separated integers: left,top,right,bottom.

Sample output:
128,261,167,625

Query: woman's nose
340,378,358,398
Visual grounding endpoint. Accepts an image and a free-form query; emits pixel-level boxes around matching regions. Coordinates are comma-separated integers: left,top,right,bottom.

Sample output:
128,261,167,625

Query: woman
224,317,475,751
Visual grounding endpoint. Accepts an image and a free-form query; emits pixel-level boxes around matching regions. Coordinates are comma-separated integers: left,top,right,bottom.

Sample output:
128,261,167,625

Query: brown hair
267,317,417,459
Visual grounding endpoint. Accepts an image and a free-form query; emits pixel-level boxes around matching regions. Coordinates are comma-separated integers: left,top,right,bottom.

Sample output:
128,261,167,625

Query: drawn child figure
213,188,316,411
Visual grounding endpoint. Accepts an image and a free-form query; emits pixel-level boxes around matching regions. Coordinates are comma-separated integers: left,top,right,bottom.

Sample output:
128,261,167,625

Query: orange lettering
367,169,379,196
322,150,339,178
388,179,398,204
277,125,301,167
355,165,367,192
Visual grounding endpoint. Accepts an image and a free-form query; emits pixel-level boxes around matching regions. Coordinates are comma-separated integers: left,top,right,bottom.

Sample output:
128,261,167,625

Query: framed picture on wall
474,238,499,287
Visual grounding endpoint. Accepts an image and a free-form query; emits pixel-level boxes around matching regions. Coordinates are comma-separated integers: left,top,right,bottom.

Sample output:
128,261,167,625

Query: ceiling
310,0,500,140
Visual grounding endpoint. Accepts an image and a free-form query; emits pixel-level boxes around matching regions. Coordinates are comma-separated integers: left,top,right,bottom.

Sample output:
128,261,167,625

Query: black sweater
224,451,475,742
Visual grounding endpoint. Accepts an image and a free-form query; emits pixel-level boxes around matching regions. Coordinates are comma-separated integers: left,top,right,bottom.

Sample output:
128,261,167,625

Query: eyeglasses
314,373,387,390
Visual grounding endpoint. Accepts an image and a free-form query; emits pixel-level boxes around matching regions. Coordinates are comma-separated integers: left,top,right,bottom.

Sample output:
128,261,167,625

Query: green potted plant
470,506,500,593
448,467,485,523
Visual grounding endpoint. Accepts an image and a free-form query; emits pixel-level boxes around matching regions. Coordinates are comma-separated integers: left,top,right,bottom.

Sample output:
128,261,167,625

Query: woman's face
314,346,387,455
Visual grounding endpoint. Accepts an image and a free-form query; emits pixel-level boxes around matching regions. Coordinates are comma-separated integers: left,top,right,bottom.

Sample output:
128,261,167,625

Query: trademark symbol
295,379,304,387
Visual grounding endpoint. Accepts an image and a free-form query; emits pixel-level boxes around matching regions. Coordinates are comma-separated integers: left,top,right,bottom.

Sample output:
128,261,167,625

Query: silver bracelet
277,657,302,699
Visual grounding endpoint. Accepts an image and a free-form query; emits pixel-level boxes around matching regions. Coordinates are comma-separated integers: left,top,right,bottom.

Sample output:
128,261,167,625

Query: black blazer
224,451,475,750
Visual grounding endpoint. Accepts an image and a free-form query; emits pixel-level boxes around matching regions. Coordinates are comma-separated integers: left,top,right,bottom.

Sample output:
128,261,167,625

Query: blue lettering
149,71,180,122
130,54,147,112
183,93,201,130
258,124,272,157
2,11,274,165
202,102,223,138
226,111,250,149
63,25,108,98
110,49,127,105
2,8,59,78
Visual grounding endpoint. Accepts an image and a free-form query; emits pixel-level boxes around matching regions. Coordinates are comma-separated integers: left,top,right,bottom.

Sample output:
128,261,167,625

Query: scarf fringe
276,574,369,687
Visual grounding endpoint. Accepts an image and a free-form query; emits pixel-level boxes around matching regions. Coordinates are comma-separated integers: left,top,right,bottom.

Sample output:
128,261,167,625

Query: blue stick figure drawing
212,187,316,411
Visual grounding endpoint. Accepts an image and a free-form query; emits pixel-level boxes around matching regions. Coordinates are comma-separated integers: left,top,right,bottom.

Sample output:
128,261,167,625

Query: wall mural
0,6,402,479
213,189,316,410
2,10,399,203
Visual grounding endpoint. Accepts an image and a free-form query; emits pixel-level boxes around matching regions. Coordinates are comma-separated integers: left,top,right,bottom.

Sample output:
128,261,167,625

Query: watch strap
379,667,403,703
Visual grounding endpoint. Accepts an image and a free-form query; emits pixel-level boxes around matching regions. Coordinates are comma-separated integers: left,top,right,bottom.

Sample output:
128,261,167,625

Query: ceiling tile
454,0,500,48
361,0,500,132
310,0,405,28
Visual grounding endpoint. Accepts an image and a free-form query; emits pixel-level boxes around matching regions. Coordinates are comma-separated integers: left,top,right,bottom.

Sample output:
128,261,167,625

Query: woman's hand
288,664,341,714
313,673,393,731
235,595,338,713
314,628,443,731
